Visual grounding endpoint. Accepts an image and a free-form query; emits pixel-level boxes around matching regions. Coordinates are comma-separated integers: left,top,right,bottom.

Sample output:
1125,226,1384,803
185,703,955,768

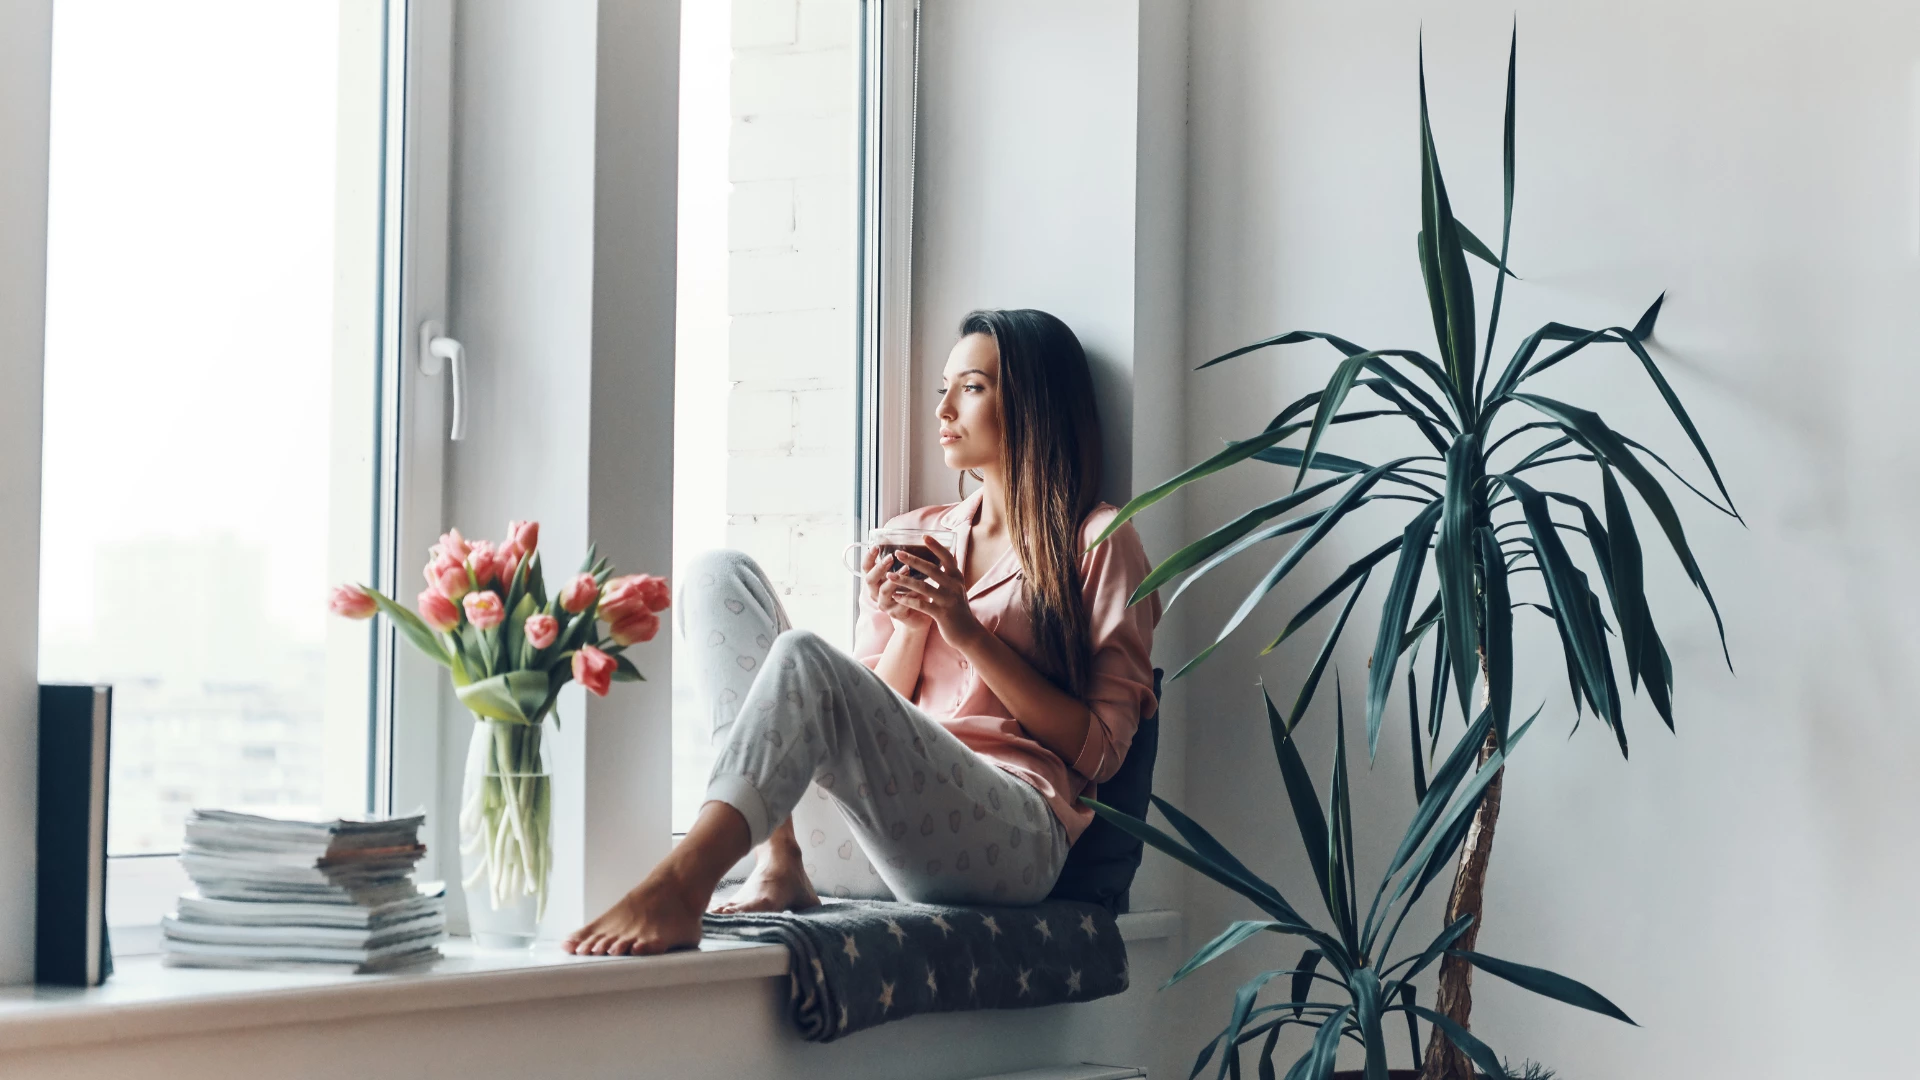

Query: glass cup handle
842,541,870,574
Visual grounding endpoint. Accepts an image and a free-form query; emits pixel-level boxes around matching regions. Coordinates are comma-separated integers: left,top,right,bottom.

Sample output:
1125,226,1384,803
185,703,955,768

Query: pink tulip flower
492,546,521,589
505,520,540,559
467,541,501,588
418,588,461,632
463,590,505,630
426,555,471,601
608,608,660,647
599,574,671,623
632,574,672,613
559,573,599,614
524,613,559,650
329,585,377,620
572,644,616,697
430,528,472,564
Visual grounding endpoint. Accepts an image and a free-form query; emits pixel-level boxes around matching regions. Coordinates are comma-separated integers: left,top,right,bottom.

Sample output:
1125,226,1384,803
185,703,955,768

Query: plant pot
458,717,552,949
1331,1072,1420,1079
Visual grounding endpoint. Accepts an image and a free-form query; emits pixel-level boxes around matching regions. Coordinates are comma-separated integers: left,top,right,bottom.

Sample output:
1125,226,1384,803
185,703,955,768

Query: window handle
418,321,468,441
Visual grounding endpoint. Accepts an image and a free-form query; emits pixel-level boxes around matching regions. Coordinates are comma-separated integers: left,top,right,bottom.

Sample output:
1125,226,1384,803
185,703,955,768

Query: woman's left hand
888,537,986,649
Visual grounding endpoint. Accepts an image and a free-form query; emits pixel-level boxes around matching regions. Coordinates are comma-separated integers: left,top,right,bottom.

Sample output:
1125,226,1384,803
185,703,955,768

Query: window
670,0,915,831
36,0,437,930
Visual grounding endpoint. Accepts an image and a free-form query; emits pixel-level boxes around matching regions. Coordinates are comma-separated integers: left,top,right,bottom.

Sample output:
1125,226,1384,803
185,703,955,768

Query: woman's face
937,332,1003,474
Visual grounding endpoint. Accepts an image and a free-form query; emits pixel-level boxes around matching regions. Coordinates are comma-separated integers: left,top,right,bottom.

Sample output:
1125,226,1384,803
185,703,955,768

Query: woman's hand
864,545,930,634
888,537,986,649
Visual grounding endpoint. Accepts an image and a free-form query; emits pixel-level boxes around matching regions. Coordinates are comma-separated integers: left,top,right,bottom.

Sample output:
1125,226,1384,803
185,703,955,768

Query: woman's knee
679,549,767,607
767,627,833,667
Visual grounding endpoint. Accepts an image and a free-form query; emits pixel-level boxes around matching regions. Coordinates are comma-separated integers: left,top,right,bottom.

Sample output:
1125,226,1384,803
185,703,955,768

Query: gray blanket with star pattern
702,898,1128,1041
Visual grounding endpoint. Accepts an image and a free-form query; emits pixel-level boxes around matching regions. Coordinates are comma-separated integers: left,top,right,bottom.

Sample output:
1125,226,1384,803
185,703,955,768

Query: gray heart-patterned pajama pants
685,549,1068,906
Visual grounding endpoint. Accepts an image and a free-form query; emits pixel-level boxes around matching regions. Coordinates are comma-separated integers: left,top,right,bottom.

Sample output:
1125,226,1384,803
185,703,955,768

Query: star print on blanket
703,898,1128,1042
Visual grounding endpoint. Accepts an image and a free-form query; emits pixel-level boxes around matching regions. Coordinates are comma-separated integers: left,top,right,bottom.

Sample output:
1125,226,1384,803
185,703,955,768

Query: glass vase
459,717,553,949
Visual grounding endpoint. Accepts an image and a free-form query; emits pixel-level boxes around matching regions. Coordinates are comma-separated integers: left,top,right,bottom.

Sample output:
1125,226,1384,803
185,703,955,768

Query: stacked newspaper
161,809,445,974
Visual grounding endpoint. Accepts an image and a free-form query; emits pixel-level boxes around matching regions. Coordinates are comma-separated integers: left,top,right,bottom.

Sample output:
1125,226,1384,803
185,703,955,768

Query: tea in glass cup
842,527,961,580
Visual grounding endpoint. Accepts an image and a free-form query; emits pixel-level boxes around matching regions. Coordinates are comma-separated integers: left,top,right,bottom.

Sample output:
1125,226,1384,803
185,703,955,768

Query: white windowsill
0,910,1181,1055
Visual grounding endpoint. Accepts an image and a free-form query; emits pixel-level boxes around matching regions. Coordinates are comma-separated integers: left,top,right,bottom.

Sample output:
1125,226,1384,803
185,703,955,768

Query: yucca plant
1093,30,1733,1079
1087,681,1633,1080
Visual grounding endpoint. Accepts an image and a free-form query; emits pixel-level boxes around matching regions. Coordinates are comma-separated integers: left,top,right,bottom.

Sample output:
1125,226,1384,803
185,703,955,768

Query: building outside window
37,0,395,861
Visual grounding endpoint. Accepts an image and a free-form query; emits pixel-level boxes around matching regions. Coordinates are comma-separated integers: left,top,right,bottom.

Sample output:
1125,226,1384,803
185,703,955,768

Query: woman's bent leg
565,550,794,955
707,629,1068,906
569,610,1074,954
677,549,789,739
677,550,827,912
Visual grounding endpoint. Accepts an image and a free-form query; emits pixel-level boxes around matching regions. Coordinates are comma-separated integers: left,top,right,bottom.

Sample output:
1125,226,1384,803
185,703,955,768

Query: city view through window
38,1,388,855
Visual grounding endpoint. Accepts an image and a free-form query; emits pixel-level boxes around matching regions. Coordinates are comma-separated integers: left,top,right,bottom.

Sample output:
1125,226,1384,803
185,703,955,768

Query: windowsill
0,910,1181,1055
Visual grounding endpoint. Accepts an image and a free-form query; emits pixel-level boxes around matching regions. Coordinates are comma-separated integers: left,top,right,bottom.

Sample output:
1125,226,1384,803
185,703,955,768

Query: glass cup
842,527,960,579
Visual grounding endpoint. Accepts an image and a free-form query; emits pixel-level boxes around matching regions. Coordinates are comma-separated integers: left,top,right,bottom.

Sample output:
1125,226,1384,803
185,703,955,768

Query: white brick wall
727,179,796,251
731,112,853,182
725,0,859,649
729,308,851,384
730,48,852,116
729,0,796,49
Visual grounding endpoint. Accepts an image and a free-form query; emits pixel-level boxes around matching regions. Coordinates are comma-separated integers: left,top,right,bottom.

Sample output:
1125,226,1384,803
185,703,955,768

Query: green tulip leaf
454,669,552,725
362,588,452,668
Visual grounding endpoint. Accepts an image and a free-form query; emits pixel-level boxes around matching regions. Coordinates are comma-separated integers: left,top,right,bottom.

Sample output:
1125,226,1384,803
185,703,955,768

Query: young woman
565,308,1160,956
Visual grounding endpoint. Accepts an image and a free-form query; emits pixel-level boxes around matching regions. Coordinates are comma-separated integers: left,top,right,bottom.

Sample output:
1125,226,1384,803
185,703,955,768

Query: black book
36,684,112,986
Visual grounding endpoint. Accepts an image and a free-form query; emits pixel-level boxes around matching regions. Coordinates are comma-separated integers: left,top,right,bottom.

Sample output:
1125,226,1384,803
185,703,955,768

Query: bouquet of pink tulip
330,521,667,925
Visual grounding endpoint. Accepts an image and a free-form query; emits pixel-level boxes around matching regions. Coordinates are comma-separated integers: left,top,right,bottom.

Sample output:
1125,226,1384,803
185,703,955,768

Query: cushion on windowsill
1047,670,1163,914
702,897,1127,1042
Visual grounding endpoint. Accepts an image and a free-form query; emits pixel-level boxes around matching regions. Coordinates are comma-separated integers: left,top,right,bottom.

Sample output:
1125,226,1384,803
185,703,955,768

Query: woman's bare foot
710,852,819,914
564,867,706,956
564,800,751,957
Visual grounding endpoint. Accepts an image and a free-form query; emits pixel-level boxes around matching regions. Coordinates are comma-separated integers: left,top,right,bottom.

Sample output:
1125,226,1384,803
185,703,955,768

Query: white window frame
105,0,456,947
379,0,455,872
111,0,914,932
859,0,922,533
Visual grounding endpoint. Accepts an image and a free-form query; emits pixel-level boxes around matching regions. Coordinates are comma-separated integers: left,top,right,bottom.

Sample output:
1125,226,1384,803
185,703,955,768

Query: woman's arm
887,541,1092,764
874,620,931,699
858,545,933,699
944,619,1092,761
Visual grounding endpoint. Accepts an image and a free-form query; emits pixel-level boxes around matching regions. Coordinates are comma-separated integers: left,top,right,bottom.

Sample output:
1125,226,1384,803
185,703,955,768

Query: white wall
912,0,1192,898
912,0,1142,513
1172,1,1920,1076
0,0,53,988
583,0,681,922
443,0,601,934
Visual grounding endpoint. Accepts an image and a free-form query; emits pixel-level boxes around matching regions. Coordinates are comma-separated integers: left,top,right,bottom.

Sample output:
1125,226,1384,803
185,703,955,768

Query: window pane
38,0,390,855
672,0,864,831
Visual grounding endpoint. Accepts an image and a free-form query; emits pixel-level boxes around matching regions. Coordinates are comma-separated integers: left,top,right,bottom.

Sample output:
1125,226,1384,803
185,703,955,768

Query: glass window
671,0,866,831
37,1,395,856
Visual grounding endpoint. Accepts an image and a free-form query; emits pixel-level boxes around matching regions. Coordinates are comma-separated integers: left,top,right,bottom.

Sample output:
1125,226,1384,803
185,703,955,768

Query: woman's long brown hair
960,309,1103,696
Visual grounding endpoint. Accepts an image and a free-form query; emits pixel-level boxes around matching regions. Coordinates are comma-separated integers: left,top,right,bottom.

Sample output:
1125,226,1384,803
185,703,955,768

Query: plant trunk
1418,728,1505,1080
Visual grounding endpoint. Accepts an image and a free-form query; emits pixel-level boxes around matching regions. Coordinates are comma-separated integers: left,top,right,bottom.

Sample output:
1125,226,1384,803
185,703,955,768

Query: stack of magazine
161,810,445,974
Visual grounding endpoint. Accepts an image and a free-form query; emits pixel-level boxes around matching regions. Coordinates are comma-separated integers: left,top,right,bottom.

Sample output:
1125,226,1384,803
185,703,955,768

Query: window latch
417,321,467,441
